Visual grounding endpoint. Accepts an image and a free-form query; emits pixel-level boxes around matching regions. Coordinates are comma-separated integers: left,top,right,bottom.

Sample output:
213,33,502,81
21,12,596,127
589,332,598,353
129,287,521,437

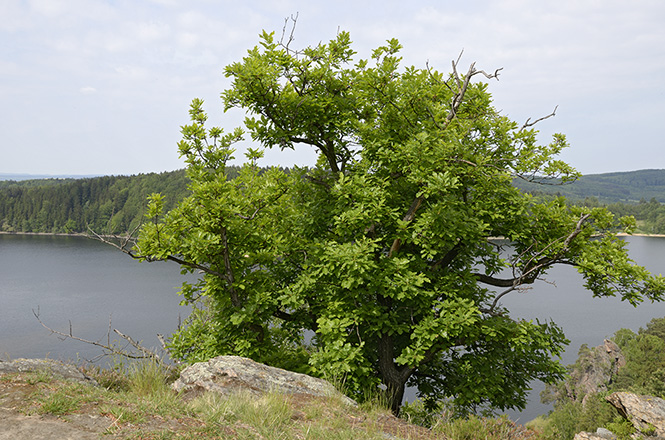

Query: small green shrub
605,416,636,439
400,399,449,428
539,393,617,440
433,414,537,440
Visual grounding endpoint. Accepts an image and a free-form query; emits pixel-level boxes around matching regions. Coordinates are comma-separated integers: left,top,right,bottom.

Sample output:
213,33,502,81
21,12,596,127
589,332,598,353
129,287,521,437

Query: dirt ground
0,379,109,440
0,368,438,440
0,408,106,440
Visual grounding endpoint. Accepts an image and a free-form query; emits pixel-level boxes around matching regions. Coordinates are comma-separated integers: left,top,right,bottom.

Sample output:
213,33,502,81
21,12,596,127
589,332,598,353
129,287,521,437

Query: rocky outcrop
573,340,625,402
0,358,97,385
576,392,665,439
606,392,665,437
172,355,356,406
544,339,626,405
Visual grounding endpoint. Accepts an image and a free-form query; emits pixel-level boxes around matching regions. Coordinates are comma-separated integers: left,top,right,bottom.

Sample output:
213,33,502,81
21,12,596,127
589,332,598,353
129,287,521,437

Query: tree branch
388,195,424,257
476,213,592,313
519,106,558,132
33,307,166,363
87,226,140,259
89,226,227,280
221,227,241,308
279,13,300,55
431,240,463,271
443,58,502,128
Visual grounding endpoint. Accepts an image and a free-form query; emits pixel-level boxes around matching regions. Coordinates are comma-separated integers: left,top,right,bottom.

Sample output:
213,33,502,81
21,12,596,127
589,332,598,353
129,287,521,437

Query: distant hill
2,167,665,236
0,167,249,235
513,169,665,203
0,173,101,181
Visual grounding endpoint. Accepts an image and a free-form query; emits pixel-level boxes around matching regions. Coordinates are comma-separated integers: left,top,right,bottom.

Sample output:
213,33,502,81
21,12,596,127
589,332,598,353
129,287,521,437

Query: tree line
581,196,665,235
0,170,193,234
513,169,665,204
3,170,665,236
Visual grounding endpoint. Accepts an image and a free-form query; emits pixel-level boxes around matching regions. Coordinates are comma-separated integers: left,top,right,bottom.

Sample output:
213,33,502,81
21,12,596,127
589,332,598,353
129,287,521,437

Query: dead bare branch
279,13,299,53
32,307,167,364
443,58,502,128
520,105,558,132
113,329,161,361
87,225,140,259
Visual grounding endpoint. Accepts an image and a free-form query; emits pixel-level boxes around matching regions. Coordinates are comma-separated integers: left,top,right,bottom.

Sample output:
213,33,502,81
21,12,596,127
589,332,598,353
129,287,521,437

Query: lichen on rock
171,355,356,406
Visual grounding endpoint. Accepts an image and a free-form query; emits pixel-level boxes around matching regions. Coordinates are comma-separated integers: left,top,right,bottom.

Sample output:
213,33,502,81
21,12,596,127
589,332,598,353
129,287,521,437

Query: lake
502,235,665,421
2,233,665,422
0,234,194,362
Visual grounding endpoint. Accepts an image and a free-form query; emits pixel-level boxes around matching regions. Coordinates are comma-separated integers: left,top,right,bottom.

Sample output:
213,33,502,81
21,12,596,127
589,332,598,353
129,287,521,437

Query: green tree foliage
133,30,665,415
612,317,665,397
0,171,191,234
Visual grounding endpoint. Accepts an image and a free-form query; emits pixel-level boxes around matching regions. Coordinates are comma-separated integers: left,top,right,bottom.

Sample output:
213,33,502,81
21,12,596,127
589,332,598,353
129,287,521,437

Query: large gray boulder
606,392,665,437
172,355,356,406
0,358,96,385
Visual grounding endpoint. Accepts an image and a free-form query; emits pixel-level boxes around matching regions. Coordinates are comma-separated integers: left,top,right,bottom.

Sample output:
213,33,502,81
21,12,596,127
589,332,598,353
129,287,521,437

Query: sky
1,0,664,177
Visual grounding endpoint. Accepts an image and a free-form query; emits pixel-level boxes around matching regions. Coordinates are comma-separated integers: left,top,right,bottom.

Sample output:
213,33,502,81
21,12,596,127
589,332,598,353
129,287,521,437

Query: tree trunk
377,333,413,416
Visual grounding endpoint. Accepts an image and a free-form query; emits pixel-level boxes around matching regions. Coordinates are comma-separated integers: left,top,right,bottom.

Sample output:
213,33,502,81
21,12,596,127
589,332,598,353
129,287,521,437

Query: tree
131,28,665,415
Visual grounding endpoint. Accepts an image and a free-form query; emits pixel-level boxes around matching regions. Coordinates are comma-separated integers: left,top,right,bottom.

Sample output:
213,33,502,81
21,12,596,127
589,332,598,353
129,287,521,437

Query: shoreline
0,231,88,237
0,231,132,239
616,233,665,238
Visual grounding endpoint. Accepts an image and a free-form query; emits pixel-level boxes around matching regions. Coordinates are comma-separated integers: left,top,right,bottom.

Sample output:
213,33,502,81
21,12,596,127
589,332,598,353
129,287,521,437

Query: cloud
2,0,664,176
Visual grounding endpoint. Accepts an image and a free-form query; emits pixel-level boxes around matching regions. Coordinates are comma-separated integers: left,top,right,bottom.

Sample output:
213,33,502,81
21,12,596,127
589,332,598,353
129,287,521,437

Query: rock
595,427,617,439
172,355,356,406
562,339,626,404
0,358,97,385
574,431,615,440
606,392,665,437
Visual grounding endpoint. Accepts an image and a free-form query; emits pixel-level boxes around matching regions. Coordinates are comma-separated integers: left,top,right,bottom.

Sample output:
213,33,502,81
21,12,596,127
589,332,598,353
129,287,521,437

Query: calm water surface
3,234,665,421
503,235,665,420
0,234,193,362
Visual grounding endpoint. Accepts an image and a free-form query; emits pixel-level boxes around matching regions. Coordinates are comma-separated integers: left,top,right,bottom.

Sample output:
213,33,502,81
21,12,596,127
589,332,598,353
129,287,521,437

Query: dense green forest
1,168,665,235
513,169,665,203
0,170,192,234
513,169,665,234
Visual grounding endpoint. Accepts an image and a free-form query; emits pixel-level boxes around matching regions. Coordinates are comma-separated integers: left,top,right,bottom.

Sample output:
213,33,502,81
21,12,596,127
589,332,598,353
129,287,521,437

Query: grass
433,414,541,440
0,359,544,439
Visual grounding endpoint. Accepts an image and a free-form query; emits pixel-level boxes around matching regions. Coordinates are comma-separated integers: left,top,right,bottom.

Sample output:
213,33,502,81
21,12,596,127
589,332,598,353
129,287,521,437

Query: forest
0,170,192,234
1,168,665,235
513,169,665,203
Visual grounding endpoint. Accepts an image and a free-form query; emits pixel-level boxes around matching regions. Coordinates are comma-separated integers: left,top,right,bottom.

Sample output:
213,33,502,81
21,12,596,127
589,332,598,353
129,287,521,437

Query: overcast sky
2,0,664,176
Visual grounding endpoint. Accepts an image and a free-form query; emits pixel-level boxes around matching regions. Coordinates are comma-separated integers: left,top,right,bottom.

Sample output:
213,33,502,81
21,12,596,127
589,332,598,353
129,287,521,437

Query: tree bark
377,333,413,416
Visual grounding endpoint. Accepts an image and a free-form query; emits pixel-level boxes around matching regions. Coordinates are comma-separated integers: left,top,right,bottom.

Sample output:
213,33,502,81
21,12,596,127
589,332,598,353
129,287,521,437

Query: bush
433,414,538,440
540,393,616,440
